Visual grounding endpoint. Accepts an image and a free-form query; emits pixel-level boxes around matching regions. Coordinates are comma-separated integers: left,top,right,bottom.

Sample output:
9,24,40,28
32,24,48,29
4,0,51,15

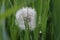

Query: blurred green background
0,0,60,40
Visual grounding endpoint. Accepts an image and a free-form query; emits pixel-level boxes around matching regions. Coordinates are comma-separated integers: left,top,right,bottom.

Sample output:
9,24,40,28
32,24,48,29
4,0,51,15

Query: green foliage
0,0,60,40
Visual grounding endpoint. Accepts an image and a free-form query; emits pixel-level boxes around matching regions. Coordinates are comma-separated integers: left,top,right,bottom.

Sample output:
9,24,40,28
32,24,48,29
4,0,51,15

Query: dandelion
16,7,36,31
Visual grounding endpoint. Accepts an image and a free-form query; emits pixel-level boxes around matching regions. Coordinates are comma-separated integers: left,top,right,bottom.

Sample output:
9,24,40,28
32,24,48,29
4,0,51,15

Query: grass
0,0,60,40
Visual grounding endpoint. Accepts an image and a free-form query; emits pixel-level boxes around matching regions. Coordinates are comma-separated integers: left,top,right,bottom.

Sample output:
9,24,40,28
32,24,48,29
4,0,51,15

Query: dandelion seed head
16,7,36,31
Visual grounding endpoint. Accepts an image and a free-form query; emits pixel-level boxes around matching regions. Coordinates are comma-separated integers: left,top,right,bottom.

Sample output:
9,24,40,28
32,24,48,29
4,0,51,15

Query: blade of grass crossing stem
0,5,20,20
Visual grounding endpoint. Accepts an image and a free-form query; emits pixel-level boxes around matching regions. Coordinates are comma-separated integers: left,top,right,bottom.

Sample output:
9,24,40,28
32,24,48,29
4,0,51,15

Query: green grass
0,0,60,40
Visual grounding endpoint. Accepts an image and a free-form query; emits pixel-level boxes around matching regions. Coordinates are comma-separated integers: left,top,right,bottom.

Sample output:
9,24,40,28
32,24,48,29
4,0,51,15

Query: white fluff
16,7,36,31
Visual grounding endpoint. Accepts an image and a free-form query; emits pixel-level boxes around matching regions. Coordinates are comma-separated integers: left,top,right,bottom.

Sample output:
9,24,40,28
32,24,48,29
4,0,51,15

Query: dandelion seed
16,7,36,31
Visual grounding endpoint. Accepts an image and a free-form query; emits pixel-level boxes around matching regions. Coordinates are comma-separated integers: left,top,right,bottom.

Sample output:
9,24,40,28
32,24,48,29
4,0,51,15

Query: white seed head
16,7,36,31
